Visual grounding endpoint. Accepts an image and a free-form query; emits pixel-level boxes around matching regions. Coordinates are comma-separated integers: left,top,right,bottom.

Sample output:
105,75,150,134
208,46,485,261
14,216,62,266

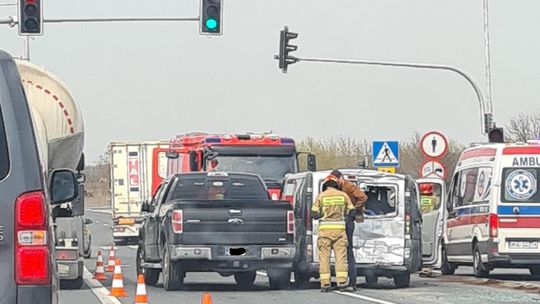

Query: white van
443,141,540,277
282,169,428,288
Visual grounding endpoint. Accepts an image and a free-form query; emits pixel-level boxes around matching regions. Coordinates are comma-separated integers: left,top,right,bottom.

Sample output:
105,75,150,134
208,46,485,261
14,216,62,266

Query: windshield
502,167,540,203
208,155,297,181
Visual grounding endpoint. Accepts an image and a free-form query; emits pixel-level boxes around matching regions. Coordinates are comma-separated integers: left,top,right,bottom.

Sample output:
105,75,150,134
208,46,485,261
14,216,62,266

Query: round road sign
420,131,449,158
420,159,447,179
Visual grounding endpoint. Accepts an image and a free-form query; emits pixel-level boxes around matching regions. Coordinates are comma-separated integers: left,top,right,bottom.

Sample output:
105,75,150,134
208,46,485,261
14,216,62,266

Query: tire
366,275,378,286
136,244,160,286
234,271,257,289
60,275,84,290
441,246,456,275
293,270,310,289
268,268,290,290
393,273,410,288
162,245,184,291
529,266,540,276
473,244,490,278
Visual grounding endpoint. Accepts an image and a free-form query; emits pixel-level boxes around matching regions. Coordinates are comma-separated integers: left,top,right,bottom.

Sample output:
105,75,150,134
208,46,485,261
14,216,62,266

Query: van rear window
502,168,540,203
0,105,9,180
364,185,397,216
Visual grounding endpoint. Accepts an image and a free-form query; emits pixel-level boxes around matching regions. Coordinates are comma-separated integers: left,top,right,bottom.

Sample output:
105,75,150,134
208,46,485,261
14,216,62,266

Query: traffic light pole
0,16,199,26
294,56,492,135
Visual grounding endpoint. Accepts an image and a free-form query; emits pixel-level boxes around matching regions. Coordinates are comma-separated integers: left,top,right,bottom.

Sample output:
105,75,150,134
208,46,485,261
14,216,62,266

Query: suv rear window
170,175,268,201
0,105,9,180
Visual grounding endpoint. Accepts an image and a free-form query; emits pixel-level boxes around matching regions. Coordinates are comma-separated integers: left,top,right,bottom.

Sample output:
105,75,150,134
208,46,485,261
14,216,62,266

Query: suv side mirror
84,218,93,225
189,151,199,171
77,173,86,184
307,154,317,171
141,201,151,213
50,169,78,204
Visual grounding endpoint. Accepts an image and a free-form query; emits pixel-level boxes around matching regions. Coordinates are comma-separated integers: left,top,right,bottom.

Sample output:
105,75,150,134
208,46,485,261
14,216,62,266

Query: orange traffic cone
201,293,212,304
109,259,128,297
134,274,148,304
106,246,116,272
93,250,107,281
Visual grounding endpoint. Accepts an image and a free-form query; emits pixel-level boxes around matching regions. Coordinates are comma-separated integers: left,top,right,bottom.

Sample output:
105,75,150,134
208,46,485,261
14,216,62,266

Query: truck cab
166,133,316,199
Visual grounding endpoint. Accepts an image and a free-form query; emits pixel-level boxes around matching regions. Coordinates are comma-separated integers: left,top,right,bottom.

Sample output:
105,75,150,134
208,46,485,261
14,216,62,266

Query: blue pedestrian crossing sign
372,141,399,168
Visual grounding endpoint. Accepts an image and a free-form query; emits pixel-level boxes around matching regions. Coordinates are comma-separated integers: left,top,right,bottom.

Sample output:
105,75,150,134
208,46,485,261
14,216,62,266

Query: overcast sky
1,0,539,161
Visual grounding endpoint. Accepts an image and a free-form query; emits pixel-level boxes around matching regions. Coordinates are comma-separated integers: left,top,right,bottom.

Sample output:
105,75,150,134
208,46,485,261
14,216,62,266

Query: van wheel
162,245,184,291
137,245,160,286
294,271,310,289
234,271,257,289
473,244,490,278
365,275,378,286
268,268,290,290
441,247,456,275
529,266,540,276
393,273,410,288
60,275,84,290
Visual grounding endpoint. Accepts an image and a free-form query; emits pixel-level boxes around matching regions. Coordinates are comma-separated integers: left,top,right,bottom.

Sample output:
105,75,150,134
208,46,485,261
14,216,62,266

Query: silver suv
0,51,79,304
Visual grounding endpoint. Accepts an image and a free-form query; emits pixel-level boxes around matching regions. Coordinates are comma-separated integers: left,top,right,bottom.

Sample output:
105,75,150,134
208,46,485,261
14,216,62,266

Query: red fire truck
165,133,316,199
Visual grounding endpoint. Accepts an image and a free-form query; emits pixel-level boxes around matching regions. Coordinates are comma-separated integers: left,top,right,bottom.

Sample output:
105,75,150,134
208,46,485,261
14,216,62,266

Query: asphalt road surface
59,210,540,304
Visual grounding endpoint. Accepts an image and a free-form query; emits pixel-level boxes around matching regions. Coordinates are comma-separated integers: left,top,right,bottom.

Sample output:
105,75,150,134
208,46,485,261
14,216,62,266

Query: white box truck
108,141,170,245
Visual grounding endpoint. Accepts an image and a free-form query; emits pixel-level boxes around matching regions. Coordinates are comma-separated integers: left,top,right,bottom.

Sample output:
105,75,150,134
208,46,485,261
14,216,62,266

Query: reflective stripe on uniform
320,273,331,280
319,220,346,230
336,271,348,278
322,196,346,206
319,224,346,230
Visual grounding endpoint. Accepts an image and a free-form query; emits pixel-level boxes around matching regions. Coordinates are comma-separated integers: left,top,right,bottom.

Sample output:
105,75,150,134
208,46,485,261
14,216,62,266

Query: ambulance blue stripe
498,205,540,215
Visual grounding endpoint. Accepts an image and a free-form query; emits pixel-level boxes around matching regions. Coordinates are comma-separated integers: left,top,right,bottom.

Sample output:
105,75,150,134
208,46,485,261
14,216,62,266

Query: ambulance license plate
509,241,538,249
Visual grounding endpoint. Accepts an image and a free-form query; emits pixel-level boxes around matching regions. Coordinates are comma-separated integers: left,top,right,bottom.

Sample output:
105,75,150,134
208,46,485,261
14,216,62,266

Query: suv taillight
489,213,499,238
287,210,295,234
172,210,183,233
15,191,50,285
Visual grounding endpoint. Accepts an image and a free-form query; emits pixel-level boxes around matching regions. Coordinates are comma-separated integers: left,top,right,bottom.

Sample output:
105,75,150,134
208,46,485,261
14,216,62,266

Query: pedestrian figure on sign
431,137,437,154
382,147,392,162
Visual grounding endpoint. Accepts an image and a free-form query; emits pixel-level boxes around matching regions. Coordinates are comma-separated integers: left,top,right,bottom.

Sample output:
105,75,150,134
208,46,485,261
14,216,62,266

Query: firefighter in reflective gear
312,175,356,292
419,183,440,214
330,170,367,291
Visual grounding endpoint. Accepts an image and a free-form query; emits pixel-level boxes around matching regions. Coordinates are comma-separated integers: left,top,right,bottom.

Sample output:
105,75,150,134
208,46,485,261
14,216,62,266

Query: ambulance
443,140,540,277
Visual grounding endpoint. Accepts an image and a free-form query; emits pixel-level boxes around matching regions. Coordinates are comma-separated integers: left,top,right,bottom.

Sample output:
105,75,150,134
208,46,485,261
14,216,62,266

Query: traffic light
277,26,299,73
488,127,504,143
18,0,43,36
200,0,222,35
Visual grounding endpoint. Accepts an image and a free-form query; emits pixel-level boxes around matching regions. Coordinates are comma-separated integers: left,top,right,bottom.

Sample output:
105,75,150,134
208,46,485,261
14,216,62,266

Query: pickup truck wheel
234,271,256,289
393,273,410,288
60,275,84,290
473,244,490,278
268,269,290,290
136,245,160,286
162,245,184,291
293,271,310,289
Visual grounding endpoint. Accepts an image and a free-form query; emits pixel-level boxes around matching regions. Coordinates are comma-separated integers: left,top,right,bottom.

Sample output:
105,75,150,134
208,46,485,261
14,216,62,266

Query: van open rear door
417,178,446,268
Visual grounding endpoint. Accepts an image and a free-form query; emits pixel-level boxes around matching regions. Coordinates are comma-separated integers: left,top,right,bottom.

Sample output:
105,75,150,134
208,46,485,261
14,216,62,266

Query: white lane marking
83,266,121,304
103,224,109,227
334,291,398,304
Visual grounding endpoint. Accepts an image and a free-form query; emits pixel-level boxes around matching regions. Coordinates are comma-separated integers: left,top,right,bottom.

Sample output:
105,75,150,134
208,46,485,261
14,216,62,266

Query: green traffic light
205,18,218,30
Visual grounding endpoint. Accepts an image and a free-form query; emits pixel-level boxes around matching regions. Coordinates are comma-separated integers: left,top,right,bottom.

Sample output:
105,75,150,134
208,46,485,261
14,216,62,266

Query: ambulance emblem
506,169,537,200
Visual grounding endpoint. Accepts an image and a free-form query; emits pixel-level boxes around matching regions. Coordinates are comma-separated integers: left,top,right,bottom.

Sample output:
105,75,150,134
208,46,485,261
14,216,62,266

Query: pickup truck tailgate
177,201,292,245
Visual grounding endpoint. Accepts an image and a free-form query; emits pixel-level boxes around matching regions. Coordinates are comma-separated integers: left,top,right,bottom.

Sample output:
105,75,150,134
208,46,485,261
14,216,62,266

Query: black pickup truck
137,172,296,290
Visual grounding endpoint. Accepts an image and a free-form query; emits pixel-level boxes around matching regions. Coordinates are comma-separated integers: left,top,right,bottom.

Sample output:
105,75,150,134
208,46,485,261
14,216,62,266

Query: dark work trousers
346,218,357,287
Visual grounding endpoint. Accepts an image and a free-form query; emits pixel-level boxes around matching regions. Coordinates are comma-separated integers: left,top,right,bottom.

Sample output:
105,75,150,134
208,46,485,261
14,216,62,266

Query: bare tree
506,112,540,142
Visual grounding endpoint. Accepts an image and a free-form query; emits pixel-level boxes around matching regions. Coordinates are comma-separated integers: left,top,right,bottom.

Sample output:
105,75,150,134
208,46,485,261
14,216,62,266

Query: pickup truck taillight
287,211,295,234
172,210,183,233
15,191,50,285
489,213,499,238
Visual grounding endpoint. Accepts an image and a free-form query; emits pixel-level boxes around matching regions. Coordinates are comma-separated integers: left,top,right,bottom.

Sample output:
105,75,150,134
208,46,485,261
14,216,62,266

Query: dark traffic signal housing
277,26,299,73
200,0,222,35
488,127,504,143
18,0,43,36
